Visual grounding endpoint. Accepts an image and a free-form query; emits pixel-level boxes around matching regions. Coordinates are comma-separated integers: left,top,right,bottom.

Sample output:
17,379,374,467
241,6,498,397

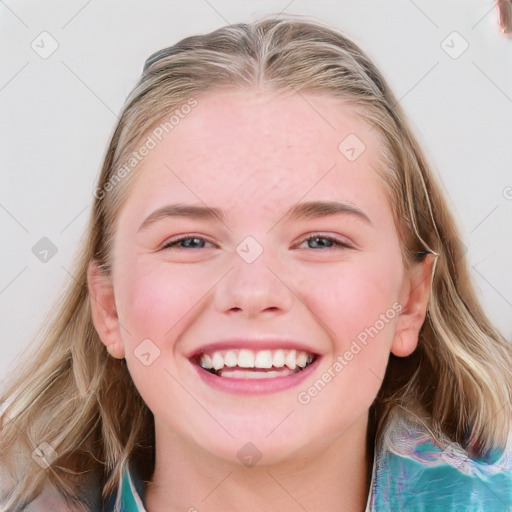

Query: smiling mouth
196,348,317,379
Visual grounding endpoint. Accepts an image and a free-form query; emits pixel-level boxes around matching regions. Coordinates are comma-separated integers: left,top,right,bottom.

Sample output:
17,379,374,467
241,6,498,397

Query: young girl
1,16,511,512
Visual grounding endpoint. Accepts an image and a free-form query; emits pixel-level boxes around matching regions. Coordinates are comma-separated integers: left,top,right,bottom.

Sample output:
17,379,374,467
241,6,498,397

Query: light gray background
1,0,511,385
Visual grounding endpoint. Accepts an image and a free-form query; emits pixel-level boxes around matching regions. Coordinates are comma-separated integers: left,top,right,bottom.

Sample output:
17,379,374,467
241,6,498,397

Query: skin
88,88,435,511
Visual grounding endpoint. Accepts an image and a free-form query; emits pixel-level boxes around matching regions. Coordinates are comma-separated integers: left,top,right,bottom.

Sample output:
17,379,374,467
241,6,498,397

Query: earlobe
391,253,437,358
87,261,125,359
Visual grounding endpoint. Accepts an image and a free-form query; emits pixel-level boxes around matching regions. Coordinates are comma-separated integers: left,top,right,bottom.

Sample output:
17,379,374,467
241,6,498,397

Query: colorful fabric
368,411,512,511
114,411,512,512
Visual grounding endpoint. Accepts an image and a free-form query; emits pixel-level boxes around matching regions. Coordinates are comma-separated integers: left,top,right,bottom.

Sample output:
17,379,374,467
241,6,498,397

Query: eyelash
161,234,353,250
300,234,353,250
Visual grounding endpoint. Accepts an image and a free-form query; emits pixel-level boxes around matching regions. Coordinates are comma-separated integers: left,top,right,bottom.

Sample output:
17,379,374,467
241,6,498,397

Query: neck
144,413,372,512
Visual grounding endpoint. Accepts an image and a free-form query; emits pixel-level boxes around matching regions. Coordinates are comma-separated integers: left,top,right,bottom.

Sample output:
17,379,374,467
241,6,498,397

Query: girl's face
90,89,432,465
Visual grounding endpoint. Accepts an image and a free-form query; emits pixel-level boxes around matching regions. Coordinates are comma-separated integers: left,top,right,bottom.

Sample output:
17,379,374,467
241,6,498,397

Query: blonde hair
1,15,511,511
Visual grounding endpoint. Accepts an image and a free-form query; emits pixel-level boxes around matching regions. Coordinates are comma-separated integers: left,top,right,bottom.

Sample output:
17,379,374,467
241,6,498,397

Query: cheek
115,261,206,342
295,260,401,430
301,255,401,358
115,262,209,411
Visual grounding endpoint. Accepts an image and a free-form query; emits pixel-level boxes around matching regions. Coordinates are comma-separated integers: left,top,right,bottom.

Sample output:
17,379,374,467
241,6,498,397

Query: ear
87,261,125,359
391,253,437,357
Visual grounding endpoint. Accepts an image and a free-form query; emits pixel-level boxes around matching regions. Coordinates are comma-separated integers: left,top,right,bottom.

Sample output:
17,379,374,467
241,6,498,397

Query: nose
213,248,294,317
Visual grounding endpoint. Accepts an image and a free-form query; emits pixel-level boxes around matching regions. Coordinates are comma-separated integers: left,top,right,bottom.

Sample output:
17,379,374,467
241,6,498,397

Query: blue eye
301,235,352,250
162,236,212,249
161,234,352,251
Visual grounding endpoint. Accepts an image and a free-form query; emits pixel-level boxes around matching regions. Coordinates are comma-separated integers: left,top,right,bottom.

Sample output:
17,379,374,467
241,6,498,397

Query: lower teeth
209,362,312,379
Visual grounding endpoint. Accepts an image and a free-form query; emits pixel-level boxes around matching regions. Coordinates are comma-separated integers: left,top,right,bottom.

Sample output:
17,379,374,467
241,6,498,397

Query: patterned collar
116,464,146,511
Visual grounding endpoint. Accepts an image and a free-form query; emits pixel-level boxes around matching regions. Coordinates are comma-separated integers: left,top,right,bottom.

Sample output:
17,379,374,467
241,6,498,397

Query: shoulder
0,464,102,512
0,462,144,512
23,488,79,512
369,410,512,512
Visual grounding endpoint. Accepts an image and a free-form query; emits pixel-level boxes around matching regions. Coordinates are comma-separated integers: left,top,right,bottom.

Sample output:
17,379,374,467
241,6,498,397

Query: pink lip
189,338,320,359
193,357,319,394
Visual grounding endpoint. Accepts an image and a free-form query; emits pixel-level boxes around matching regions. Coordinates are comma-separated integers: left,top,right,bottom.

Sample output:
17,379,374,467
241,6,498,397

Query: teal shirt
113,412,512,512
369,411,512,511
117,469,145,512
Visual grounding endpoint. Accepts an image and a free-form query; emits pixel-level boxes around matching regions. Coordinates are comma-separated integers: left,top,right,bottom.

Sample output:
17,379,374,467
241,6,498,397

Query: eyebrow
282,200,372,226
137,200,372,232
138,204,226,232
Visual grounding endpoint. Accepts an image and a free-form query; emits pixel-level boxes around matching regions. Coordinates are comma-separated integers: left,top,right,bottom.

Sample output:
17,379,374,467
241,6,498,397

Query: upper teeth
199,349,314,371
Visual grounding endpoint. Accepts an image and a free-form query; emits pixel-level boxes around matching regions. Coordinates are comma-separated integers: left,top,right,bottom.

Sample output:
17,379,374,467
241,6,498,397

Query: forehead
119,89,391,225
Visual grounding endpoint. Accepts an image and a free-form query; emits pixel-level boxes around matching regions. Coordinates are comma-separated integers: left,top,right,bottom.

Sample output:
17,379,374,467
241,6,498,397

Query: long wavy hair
1,15,511,511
